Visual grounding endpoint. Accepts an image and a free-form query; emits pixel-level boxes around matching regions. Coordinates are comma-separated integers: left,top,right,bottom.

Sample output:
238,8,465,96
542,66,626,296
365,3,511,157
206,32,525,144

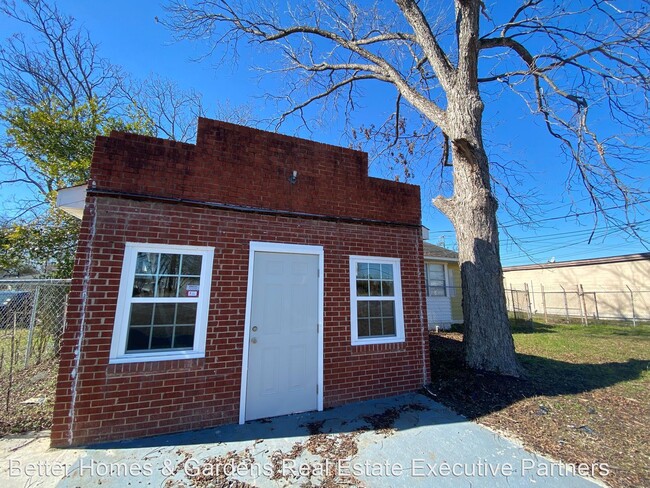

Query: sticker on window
186,284,200,297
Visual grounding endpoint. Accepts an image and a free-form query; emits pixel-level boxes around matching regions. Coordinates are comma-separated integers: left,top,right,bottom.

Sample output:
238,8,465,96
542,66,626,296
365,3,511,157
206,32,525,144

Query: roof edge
503,252,650,272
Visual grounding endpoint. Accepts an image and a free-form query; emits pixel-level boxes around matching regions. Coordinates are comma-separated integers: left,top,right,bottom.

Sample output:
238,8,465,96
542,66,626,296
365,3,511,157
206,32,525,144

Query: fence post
579,284,589,326
524,283,533,325
541,284,548,324
6,313,16,412
510,288,517,323
54,289,70,359
24,287,40,368
560,285,569,323
626,285,637,326
593,292,600,322
529,282,536,312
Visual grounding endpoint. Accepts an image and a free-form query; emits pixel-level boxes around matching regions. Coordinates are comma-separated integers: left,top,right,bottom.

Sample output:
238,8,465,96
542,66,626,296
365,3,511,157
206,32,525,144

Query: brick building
52,118,430,447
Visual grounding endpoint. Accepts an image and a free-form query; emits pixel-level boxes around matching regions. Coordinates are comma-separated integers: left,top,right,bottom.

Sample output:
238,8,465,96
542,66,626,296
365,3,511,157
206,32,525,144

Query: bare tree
121,75,206,143
0,0,127,218
164,0,649,376
0,0,206,276
0,0,124,110
0,0,212,215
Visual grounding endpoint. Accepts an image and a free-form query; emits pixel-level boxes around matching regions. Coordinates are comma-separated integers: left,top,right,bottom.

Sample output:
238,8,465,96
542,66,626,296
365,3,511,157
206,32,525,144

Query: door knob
251,337,257,344
252,326,258,332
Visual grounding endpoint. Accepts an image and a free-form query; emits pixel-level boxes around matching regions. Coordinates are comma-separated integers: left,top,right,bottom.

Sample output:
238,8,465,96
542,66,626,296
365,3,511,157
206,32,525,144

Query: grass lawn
429,321,650,488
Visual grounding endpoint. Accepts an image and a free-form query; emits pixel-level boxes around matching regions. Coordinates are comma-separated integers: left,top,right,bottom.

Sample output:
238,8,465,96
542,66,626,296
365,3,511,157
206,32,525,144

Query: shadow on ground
428,332,649,420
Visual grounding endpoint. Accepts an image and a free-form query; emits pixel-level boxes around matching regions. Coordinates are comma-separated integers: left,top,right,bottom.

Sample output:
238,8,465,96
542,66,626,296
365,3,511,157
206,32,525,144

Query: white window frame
109,242,214,364
349,255,405,345
426,262,448,297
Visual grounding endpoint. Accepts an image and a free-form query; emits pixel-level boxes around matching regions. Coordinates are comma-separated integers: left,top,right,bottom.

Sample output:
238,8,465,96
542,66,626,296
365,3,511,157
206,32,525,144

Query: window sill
108,350,205,365
351,337,405,346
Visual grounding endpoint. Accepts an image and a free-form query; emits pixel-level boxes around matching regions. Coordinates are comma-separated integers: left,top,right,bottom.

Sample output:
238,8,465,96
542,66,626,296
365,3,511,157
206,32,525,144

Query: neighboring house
52,118,431,447
503,253,650,321
503,253,650,290
423,242,463,329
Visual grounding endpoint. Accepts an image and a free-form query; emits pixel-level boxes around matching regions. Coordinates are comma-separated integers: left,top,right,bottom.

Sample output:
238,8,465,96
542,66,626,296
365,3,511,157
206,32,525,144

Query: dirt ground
0,358,57,437
428,328,649,488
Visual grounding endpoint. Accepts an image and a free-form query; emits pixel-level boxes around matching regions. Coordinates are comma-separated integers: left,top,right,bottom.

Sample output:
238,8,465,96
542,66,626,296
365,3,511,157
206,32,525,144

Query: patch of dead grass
0,358,58,436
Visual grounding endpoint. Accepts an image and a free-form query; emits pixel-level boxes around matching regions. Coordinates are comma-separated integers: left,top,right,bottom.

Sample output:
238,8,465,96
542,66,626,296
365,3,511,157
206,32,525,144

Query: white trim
55,184,87,219
424,256,458,263
109,242,214,364
349,255,405,346
239,241,324,424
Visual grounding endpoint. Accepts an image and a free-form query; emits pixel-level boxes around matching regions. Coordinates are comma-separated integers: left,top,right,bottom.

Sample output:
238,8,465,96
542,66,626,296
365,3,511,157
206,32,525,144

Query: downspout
416,230,429,386
68,196,97,445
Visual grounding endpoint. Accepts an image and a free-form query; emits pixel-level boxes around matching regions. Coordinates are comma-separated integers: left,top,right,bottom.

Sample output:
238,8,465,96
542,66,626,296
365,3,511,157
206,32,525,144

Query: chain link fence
0,279,70,375
505,284,650,326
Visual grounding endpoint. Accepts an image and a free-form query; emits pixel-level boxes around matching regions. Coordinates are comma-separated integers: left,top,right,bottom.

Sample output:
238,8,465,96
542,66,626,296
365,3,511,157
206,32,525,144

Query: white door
245,251,319,421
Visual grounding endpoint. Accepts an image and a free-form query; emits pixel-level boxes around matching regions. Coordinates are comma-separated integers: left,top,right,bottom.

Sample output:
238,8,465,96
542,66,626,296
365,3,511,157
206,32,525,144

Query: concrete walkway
0,392,600,487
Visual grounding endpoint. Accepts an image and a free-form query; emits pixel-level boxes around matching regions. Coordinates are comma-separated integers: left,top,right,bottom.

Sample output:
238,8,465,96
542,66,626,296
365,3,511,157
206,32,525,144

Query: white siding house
424,243,463,329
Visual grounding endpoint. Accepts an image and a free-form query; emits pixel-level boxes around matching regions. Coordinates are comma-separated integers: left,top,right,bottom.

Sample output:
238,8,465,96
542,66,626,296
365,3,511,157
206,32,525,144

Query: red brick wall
52,120,430,447
89,118,420,226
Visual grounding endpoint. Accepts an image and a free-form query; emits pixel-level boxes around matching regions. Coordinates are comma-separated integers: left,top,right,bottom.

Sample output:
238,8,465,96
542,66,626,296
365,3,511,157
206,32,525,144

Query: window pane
369,318,383,336
150,326,173,349
156,276,179,297
133,276,155,297
368,263,381,280
357,300,369,319
356,280,369,296
356,262,369,279
357,318,370,337
136,253,158,274
129,304,153,326
369,280,382,296
354,300,398,339
176,303,198,324
381,301,395,318
127,302,197,352
381,264,393,280
180,277,201,297
368,301,382,318
181,255,202,275
159,254,181,275
428,270,445,281
382,280,394,297
382,316,396,336
427,264,445,282
126,327,151,351
173,326,195,348
429,285,446,297
153,303,176,325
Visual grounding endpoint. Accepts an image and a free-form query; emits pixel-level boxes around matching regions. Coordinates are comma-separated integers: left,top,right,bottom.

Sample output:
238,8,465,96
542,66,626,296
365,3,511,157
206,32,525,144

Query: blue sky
1,1,647,266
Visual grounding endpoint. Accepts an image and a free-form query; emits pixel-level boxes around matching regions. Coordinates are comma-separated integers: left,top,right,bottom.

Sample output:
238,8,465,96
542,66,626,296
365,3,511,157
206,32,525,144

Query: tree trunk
435,88,524,377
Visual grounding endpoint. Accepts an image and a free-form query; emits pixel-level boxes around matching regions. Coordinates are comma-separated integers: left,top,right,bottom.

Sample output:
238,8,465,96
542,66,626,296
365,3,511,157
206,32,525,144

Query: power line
498,196,595,227
429,199,650,234
500,224,649,261
500,199,650,229
500,218,650,246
